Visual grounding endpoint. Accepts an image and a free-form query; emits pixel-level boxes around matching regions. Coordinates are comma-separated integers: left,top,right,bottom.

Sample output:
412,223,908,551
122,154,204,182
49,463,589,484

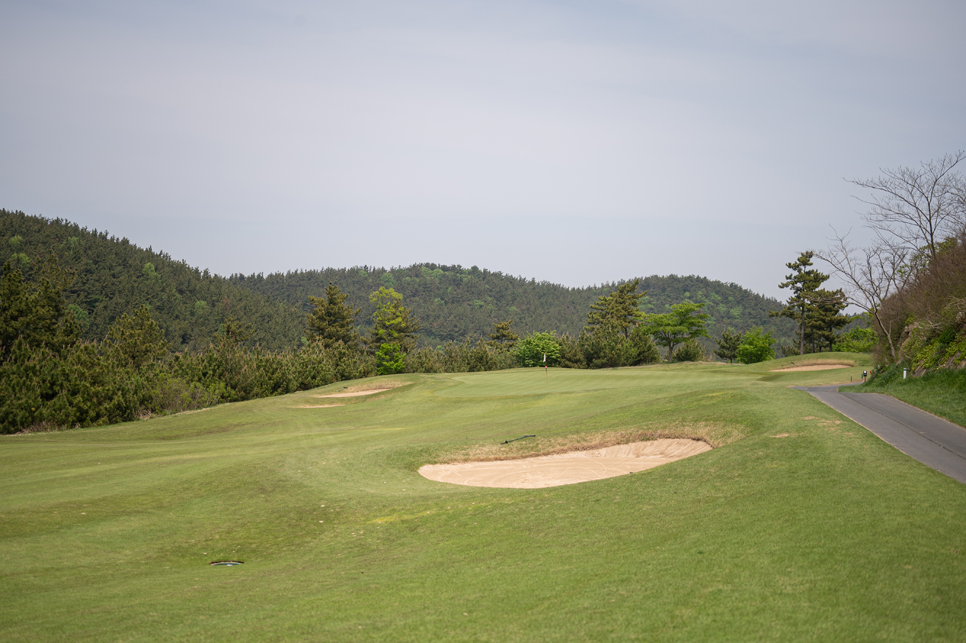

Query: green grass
858,366,966,428
3,353,966,641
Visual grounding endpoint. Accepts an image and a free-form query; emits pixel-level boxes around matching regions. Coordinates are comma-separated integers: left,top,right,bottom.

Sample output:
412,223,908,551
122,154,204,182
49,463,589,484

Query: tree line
228,264,797,349
2,209,797,354
4,200,901,435
0,258,792,433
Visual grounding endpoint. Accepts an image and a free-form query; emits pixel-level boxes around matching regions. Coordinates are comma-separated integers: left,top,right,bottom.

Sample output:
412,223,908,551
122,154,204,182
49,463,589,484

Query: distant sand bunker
315,388,395,398
772,364,850,372
419,439,711,489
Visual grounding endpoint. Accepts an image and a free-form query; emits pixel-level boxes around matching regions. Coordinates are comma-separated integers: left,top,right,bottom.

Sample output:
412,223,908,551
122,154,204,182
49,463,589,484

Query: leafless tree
850,150,966,262
953,173,966,231
817,228,911,362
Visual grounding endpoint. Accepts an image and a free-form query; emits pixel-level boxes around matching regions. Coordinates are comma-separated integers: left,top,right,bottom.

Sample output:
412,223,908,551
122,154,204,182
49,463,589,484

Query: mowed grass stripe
3,354,966,641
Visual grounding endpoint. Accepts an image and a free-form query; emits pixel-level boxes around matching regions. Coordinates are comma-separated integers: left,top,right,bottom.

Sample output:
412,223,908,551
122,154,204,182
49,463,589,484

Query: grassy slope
857,367,966,428
3,353,966,642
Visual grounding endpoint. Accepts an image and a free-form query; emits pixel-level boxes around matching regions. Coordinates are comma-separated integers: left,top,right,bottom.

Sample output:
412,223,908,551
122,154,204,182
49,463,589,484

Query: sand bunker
315,388,395,398
419,439,711,489
295,404,344,408
772,364,850,372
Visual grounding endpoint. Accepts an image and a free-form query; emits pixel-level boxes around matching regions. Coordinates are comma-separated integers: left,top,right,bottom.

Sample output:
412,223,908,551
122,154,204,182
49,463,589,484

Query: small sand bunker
295,404,344,408
772,364,850,372
419,439,711,489
315,388,395,398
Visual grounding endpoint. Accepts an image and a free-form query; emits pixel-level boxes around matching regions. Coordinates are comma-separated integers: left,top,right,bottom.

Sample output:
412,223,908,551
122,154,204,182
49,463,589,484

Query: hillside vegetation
876,233,966,372
230,265,795,347
3,210,794,349
2,209,304,351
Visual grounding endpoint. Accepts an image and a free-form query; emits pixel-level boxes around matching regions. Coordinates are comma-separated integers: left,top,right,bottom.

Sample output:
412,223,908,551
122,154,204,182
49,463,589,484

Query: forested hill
229,265,796,347
1,209,305,350
3,210,794,350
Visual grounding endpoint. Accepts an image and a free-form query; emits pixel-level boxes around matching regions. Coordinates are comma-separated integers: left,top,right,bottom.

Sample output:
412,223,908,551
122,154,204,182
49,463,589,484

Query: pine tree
770,252,829,355
369,287,421,354
805,289,850,352
714,329,744,363
106,304,170,370
585,279,646,338
306,283,361,350
486,320,519,351
0,254,80,357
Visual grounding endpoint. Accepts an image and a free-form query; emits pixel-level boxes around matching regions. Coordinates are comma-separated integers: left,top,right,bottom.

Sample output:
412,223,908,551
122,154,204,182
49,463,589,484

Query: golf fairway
3,356,966,641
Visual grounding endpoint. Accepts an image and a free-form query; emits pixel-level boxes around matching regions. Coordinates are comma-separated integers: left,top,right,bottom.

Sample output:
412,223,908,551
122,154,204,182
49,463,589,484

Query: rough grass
4,355,966,642
859,366,966,428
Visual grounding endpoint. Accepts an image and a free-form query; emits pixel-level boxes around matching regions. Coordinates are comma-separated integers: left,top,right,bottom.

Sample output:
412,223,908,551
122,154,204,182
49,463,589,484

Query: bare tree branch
849,150,966,262
815,228,911,362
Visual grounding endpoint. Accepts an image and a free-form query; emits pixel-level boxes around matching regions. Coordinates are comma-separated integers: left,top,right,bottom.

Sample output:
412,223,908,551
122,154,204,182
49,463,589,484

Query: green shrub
672,338,706,362
376,343,405,375
557,334,586,369
580,326,638,369
736,327,775,364
631,327,661,365
516,332,561,367
833,326,876,353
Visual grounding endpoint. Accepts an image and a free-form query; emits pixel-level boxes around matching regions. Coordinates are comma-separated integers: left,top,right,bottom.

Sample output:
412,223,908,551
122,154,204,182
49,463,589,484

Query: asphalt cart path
795,384,966,484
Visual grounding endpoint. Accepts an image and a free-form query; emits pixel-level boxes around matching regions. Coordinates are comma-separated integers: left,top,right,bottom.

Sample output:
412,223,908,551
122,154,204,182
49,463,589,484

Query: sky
1,0,964,300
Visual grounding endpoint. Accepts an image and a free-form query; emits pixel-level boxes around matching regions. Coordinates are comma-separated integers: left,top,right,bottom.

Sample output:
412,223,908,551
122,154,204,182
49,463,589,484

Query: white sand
419,439,711,489
315,388,395,398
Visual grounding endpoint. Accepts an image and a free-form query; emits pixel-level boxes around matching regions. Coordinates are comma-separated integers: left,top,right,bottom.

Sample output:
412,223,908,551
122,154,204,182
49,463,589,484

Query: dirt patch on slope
419,439,711,489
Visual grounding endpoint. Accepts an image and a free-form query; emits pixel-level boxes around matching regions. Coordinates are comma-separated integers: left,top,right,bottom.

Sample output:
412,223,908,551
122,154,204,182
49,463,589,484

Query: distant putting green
3,353,966,642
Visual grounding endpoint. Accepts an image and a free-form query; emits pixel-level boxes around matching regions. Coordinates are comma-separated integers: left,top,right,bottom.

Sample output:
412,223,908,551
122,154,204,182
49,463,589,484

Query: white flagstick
544,353,548,383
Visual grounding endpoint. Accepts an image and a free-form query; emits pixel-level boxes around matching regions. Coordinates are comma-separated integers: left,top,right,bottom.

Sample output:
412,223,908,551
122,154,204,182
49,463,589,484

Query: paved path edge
793,384,966,485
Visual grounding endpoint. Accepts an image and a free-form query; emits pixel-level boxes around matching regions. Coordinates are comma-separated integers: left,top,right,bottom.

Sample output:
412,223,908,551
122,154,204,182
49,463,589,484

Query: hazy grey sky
2,0,963,299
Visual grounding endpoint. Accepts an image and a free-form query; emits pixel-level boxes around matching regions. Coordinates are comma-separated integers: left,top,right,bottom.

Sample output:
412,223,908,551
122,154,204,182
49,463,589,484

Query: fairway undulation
4,354,966,642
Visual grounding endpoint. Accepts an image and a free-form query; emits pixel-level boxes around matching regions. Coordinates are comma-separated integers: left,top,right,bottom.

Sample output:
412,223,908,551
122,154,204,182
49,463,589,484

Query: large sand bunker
419,439,711,489
771,364,850,372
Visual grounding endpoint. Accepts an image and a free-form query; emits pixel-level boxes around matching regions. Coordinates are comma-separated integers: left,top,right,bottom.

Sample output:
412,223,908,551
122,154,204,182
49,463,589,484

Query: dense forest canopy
230,266,795,348
1,209,305,351
2,209,795,350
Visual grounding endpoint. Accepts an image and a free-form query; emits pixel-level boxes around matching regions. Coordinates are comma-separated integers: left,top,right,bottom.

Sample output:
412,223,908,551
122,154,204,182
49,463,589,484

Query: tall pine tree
306,283,361,350
585,279,646,338
369,287,421,354
486,320,519,351
805,288,850,352
770,252,829,355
